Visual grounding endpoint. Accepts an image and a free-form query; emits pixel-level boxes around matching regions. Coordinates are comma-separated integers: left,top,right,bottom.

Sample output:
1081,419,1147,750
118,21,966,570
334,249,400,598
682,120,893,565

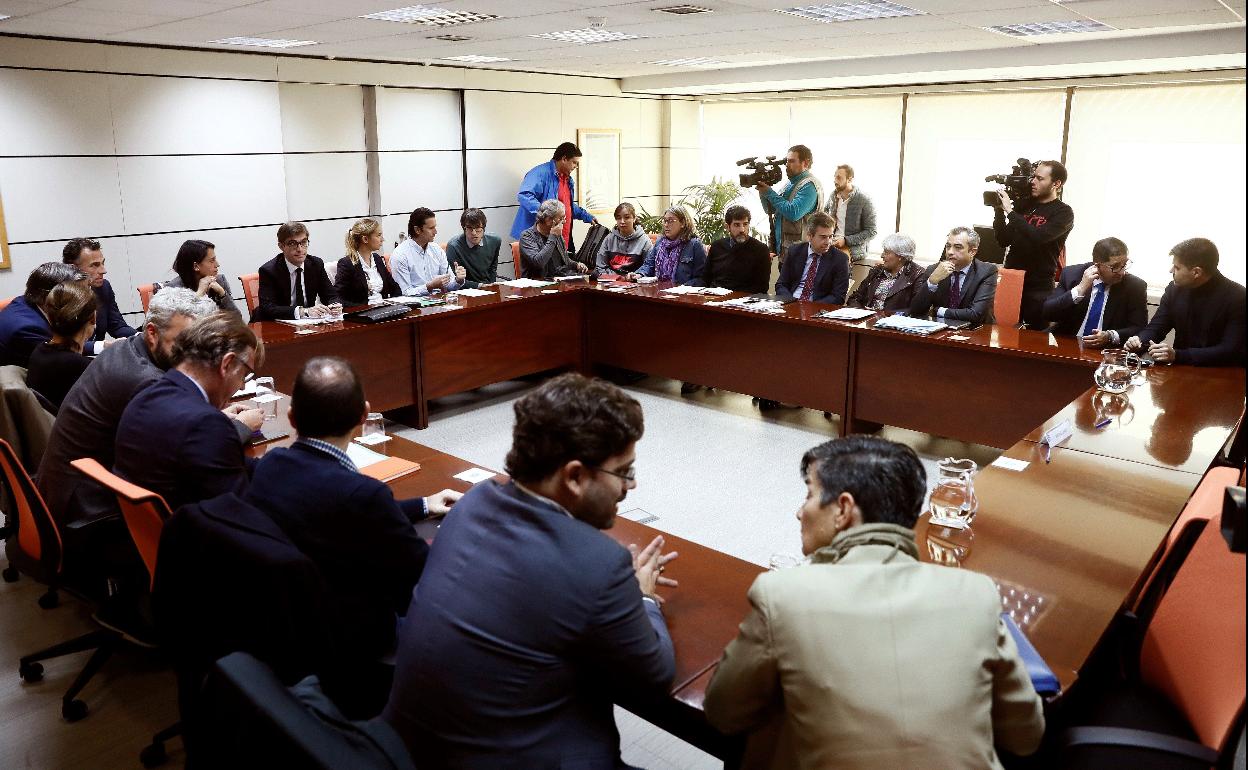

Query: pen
1043,444,1051,464
1094,418,1112,429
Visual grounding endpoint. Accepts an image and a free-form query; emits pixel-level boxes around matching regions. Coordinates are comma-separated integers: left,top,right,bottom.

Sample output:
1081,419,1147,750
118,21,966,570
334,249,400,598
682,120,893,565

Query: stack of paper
872,315,948,335
815,307,875,321
499,278,556,288
275,317,331,327
708,296,786,314
661,285,735,296
450,288,495,298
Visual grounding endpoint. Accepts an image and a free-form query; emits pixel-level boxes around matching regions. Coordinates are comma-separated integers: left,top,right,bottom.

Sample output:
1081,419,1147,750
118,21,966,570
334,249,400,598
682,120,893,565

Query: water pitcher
929,458,979,529
1093,349,1141,394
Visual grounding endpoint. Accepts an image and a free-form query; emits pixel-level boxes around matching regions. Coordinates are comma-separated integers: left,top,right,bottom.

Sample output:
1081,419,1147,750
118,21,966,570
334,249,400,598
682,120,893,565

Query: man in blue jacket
511,142,598,259
0,261,85,367
62,237,137,353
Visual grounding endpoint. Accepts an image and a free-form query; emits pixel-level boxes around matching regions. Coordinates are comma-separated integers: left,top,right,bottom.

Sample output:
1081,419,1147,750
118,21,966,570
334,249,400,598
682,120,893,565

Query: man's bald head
289,356,367,439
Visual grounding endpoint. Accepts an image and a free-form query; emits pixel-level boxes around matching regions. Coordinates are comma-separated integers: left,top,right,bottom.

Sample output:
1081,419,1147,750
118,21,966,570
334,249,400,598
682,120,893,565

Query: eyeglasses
236,357,256,383
589,464,636,482
283,238,311,249
1104,260,1132,274
661,217,679,224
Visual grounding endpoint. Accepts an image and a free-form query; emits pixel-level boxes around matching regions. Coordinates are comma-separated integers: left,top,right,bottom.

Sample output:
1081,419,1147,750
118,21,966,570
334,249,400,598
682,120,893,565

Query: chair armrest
1064,726,1218,764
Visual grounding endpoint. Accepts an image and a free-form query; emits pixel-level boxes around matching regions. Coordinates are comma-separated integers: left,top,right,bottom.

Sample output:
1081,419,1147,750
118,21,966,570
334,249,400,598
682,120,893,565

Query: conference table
248,278,1244,760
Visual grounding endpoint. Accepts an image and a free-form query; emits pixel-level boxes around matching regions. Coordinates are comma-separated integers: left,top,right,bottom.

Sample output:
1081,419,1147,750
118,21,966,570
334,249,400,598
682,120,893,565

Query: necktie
294,267,306,307
1082,283,1106,337
948,270,963,310
800,255,820,302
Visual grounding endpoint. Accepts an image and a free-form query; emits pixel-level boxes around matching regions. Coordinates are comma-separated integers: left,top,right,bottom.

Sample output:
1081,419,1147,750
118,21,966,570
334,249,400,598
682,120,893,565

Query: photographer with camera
992,160,1073,328
755,145,826,258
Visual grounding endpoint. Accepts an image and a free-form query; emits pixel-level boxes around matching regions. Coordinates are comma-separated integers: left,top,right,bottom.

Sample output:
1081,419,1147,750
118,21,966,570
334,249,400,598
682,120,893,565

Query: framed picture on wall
576,128,621,216
0,188,10,271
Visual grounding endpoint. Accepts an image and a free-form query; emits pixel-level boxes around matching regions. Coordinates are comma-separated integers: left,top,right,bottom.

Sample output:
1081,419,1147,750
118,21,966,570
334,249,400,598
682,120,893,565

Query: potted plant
637,178,765,244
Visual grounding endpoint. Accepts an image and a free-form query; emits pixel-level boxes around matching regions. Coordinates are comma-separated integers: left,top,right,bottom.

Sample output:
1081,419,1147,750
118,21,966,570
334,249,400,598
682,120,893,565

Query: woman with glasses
628,206,705,285
156,239,241,315
846,233,926,313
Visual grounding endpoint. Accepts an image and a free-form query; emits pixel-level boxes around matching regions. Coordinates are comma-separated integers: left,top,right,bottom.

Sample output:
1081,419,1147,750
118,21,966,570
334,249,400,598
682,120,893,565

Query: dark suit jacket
0,296,52,368
333,254,401,306
909,259,999,325
92,280,138,342
114,369,251,513
776,243,850,304
384,480,675,768
692,237,771,294
244,441,428,662
254,254,339,322
846,260,927,313
1042,262,1147,340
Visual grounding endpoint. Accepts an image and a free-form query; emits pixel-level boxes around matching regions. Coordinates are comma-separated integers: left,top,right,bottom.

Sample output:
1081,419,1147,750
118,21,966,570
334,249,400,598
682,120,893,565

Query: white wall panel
0,242,70,301
109,75,283,155
637,98,665,148
668,148,702,197
668,100,702,149
0,70,116,156
621,148,663,199
561,96,641,148
377,151,464,217
465,149,549,210
116,155,288,234
375,88,461,151
0,157,124,242
279,83,366,153
465,92,561,149
283,153,370,223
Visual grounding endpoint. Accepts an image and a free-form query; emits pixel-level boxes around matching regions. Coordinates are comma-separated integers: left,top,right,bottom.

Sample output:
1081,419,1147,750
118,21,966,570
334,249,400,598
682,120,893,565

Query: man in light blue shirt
390,207,466,296
757,144,826,256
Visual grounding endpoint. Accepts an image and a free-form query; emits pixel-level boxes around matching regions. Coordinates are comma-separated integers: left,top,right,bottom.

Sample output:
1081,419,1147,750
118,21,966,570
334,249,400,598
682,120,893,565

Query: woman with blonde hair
629,205,705,285
26,278,97,411
335,217,401,305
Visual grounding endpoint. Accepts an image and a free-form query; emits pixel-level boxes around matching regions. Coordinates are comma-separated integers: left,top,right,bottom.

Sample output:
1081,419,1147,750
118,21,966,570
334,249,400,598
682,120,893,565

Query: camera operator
757,145,826,257
993,160,1073,328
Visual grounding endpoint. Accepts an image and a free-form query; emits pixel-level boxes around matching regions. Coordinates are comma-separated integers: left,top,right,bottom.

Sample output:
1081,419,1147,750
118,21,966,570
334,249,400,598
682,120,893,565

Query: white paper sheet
453,467,497,484
990,456,1030,472
345,442,388,469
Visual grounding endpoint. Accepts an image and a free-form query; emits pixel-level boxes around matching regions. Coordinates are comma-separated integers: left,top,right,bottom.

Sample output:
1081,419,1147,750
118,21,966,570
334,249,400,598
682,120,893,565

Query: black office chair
196,652,415,770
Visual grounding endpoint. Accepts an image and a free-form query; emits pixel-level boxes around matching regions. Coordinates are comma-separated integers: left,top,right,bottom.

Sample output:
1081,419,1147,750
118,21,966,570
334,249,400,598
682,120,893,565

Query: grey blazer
823,188,878,263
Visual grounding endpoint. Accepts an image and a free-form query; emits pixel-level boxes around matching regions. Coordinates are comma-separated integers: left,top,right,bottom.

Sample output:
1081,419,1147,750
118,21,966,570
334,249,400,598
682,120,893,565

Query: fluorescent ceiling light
647,57,726,67
361,6,498,26
209,36,318,48
529,28,641,44
431,34,472,42
442,54,511,63
776,0,923,23
652,4,714,13
986,19,1114,36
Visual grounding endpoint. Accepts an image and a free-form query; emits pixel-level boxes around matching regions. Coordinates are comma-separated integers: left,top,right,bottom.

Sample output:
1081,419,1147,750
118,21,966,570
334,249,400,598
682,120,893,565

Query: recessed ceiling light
442,54,511,63
209,36,318,48
529,28,641,44
361,6,498,26
652,4,713,14
986,19,1114,36
431,34,473,42
775,0,923,23
0,14,11,20
647,57,726,67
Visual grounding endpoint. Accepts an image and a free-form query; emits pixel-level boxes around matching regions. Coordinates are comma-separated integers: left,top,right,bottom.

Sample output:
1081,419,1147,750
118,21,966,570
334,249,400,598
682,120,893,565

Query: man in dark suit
62,237,137,353
0,262,84,367
253,221,340,322
245,356,461,714
775,211,850,305
115,313,262,513
909,226,999,325
1042,237,1146,347
384,373,677,768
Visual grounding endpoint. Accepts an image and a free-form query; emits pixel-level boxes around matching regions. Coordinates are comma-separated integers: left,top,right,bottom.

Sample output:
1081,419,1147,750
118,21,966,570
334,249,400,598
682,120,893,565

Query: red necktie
800,255,820,302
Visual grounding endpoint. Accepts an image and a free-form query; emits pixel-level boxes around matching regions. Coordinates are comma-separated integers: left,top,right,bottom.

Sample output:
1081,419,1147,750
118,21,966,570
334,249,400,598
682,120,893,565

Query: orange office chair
137,283,156,314
510,241,522,279
1060,513,1246,767
995,267,1025,328
239,273,261,316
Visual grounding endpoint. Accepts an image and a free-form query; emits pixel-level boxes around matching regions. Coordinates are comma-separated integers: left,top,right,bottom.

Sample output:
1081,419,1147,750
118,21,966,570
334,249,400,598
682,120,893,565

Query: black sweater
994,198,1074,292
693,237,771,294
26,343,92,411
1138,272,1246,366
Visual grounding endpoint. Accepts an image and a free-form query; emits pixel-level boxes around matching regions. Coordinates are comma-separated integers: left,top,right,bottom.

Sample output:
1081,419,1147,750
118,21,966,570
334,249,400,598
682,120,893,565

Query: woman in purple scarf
630,206,706,285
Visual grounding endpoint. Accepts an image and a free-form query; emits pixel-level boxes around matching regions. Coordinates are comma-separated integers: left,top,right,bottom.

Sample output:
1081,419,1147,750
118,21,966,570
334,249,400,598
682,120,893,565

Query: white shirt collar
284,257,304,276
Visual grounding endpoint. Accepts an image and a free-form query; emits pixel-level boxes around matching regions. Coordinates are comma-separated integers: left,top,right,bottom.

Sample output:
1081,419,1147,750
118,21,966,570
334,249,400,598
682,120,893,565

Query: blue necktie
1081,283,1106,337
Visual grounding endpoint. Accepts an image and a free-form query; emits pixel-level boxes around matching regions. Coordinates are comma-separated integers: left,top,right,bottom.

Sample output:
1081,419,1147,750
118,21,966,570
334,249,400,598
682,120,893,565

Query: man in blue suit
384,373,678,768
62,238,137,353
0,262,85,367
775,212,850,305
511,142,598,257
114,313,262,513
245,356,461,714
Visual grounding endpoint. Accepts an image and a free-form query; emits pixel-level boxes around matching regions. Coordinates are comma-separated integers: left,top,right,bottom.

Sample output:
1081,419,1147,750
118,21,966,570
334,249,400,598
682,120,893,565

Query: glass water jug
929,458,979,529
1093,349,1141,394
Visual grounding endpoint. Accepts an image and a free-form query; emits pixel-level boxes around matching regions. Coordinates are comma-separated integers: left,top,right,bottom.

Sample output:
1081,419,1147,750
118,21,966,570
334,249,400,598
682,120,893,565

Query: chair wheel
140,742,168,768
62,698,88,722
2,566,18,583
38,589,59,609
19,661,44,682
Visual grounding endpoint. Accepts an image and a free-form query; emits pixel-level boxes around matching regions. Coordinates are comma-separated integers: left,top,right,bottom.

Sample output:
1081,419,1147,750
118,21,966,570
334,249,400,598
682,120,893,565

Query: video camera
983,158,1036,208
737,156,784,188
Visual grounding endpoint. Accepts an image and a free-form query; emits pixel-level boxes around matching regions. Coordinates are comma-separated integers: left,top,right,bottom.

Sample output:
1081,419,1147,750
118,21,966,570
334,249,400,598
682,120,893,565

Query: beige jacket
0,365,55,473
704,532,1045,770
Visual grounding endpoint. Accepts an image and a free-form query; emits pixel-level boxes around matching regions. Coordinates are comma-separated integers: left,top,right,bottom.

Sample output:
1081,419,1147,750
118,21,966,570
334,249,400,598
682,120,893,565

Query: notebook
1002,613,1060,695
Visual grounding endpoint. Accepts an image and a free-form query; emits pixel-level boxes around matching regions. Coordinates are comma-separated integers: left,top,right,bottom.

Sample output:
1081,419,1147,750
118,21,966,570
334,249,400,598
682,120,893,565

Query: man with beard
757,144,826,256
993,160,1074,328
692,205,772,294
823,164,878,282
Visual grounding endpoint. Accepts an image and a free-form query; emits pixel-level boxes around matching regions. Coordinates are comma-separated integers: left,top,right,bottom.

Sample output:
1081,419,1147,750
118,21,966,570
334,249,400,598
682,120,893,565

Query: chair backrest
0,438,62,580
649,232,659,244
239,273,261,315
510,241,521,277
1140,514,1246,752
69,458,172,590
0,296,13,313
0,365,57,472
994,267,1025,327
137,283,156,314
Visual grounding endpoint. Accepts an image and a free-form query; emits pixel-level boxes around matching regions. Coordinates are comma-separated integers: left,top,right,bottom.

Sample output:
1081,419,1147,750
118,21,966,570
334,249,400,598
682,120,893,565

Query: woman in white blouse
335,217,401,306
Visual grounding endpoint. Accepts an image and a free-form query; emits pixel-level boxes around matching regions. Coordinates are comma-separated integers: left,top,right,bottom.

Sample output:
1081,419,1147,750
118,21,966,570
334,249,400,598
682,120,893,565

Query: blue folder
1002,613,1061,696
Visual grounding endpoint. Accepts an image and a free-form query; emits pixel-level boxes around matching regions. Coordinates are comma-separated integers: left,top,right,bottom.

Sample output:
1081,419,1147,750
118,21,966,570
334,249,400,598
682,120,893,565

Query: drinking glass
363,412,386,440
327,302,344,323
254,376,276,420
